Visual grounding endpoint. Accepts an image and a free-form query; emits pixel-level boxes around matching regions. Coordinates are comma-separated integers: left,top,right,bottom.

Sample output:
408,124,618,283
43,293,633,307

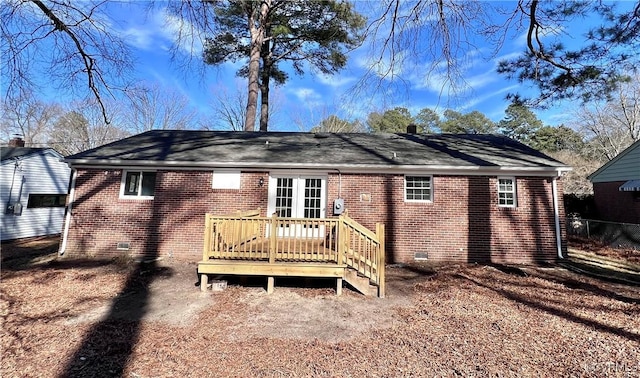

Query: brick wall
328,173,563,264
63,169,564,264
64,170,268,259
593,181,640,224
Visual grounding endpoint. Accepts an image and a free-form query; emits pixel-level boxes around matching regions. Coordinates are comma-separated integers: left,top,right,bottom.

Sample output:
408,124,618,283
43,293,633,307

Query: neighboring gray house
588,140,640,224
1,138,71,241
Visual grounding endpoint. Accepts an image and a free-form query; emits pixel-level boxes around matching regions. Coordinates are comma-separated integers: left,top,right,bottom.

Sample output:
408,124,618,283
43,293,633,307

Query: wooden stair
344,269,379,297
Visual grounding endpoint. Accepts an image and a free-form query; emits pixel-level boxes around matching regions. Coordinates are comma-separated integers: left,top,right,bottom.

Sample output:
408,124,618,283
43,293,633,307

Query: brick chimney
406,124,417,134
8,136,25,147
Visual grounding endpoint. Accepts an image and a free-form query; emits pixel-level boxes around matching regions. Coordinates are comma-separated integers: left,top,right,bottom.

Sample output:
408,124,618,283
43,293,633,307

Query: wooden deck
197,210,385,297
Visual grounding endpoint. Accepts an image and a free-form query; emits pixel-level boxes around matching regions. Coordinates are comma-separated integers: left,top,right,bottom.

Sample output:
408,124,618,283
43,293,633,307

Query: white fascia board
43,149,65,160
67,160,568,177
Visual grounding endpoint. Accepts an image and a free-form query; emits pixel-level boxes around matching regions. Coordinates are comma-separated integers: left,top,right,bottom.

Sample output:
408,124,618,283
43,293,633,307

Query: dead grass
2,238,639,377
569,235,640,265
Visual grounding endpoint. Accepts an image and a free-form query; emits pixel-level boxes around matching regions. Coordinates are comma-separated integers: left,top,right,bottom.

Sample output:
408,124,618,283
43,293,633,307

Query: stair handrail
339,212,386,297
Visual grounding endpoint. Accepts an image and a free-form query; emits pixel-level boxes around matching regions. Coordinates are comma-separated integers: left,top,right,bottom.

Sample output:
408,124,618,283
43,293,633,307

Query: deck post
269,212,277,264
200,273,209,292
267,276,275,294
377,223,386,298
202,213,212,261
336,277,343,296
337,214,345,264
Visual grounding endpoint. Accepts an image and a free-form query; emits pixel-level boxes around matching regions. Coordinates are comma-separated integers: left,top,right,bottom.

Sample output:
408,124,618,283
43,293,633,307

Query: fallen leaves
1,239,639,377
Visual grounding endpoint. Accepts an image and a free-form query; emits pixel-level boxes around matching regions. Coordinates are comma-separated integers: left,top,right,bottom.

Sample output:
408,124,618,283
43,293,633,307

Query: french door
267,175,326,238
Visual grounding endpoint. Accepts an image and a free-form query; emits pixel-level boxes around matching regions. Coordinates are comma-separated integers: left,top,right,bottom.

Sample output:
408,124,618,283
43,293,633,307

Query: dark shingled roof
1,147,51,161
65,130,569,173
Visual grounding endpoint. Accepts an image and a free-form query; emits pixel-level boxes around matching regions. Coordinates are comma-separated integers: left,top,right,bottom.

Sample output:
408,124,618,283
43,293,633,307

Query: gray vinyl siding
590,142,640,183
1,151,71,240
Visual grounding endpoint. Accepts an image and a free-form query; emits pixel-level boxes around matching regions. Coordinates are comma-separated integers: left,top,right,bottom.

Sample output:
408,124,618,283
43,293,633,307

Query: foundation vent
116,242,130,251
414,252,428,260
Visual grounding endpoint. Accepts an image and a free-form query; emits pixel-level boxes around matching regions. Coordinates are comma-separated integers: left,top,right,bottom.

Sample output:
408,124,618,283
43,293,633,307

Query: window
121,171,156,199
497,177,516,207
274,177,294,217
27,194,67,208
405,176,432,202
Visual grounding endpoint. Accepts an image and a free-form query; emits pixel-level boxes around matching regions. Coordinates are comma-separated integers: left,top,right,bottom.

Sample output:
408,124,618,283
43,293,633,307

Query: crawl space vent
414,252,428,260
117,242,130,251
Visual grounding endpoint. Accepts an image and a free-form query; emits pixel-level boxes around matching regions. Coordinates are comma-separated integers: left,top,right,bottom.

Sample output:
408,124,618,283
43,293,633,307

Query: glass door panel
268,175,326,238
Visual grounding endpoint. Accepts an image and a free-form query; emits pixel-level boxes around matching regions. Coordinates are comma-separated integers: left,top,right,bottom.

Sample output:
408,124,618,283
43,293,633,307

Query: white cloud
464,70,500,90
116,6,203,57
494,51,522,64
514,31,529,49
354,49,407,80
289,87,324,108
315,73,356,88
409,48,516,97
160,10,204,56
412,71,452,93
459,84,519,112
121,26,156,50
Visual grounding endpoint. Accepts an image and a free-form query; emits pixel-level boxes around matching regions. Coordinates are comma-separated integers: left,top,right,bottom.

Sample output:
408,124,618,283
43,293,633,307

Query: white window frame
119,170,156,200
497,177,517,207
404,175,433,202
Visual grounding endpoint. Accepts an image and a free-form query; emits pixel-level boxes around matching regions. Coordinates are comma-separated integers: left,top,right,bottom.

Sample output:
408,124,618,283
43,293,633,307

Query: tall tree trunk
259,24,272,132
259,70,270,131
244,0,270,132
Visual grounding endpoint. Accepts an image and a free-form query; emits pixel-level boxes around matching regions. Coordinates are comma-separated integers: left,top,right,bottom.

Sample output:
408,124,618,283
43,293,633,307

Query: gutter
65,159,569,177
59,168,77,256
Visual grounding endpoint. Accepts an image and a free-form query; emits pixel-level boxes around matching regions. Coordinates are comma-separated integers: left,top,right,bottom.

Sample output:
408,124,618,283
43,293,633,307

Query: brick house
59,130,570,265
588,140,640,224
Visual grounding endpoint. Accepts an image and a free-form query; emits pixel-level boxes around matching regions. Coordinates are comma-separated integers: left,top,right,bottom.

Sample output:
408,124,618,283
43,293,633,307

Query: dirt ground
2,236,639,377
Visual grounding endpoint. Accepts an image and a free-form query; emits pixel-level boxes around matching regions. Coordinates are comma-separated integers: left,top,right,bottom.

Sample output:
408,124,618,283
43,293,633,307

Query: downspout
59,168,77,256
551,174,563,259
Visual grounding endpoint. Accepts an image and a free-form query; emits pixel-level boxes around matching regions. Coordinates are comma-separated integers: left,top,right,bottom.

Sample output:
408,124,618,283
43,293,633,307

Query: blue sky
104,1,612,131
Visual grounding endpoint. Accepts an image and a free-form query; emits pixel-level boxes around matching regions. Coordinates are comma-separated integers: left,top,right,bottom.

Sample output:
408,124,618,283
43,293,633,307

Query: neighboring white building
1,139,71,241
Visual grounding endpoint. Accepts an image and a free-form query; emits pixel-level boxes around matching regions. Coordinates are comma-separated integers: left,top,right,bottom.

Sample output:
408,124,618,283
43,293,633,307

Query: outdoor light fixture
258,177,264,187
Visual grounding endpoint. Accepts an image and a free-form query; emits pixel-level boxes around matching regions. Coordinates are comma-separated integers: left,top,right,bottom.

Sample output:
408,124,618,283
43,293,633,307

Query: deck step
344,269,378,297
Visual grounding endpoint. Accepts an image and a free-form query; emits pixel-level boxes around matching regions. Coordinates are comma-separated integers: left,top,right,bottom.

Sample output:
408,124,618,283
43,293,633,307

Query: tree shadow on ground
456,271,640,342
60,259,172,377
1,236,61,271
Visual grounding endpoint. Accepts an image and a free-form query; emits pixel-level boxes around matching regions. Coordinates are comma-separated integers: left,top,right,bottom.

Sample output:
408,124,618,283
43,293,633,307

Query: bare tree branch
1,0,132,124
124,83,197,133
352,0,500,107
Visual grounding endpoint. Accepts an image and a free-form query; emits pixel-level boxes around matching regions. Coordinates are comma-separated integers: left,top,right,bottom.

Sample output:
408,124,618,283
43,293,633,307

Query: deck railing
202,210,385,292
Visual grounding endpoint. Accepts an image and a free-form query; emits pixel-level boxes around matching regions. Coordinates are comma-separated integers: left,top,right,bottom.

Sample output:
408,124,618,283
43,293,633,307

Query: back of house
59,130,570,264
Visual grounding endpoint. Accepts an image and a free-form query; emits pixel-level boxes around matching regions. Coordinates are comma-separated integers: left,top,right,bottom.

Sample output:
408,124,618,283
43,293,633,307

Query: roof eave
1,148,64,163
